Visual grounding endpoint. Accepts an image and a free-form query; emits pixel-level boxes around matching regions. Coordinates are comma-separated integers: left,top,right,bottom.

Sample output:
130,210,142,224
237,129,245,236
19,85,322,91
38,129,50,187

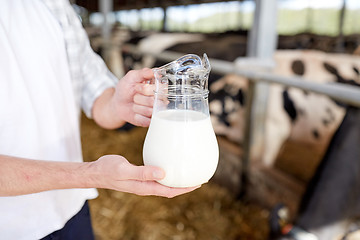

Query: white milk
143,109,219,188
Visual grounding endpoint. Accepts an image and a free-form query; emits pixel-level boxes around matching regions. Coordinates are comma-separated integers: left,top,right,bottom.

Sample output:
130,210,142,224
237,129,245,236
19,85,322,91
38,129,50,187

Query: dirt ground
80,114,270,240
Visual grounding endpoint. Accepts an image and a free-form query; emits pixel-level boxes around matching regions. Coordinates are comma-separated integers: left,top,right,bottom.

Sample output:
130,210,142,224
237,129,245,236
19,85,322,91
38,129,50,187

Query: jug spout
153,53,211,94
156,53,210,74
169,53,210,75
202,53,211,73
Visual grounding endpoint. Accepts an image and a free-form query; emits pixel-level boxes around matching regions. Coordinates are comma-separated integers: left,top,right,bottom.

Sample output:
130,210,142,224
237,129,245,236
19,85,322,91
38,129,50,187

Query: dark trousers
41,201,95,240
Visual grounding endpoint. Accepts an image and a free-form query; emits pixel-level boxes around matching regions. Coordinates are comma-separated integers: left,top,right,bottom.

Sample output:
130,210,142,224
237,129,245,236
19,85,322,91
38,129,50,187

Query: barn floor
80,114,271,240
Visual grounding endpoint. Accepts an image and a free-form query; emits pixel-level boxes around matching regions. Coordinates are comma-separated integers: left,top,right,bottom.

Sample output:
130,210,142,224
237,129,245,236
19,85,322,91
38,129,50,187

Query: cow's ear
323,62,338,75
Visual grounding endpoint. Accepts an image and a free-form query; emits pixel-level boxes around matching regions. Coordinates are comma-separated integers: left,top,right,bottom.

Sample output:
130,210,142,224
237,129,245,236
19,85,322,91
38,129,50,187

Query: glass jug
143,54,219,188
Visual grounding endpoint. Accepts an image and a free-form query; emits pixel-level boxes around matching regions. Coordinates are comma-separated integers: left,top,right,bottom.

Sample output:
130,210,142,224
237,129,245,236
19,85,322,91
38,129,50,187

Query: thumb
126,165,166,181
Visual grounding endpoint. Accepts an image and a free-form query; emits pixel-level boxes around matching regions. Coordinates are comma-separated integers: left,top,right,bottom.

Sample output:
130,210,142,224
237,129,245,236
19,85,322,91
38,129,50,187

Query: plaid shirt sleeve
43,0,118,118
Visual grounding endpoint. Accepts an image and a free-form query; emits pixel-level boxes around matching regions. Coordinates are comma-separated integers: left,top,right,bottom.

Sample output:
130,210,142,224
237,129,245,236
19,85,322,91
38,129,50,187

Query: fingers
119,164,201,198
139,182,201,198
140,68,155,83
99,156,202,198
124,164,165,181
119,180,201,198
132,94,153,126
134,94,154,107
133,104,152,118
133,114,151,127
136,83,155,96
129,68,154,83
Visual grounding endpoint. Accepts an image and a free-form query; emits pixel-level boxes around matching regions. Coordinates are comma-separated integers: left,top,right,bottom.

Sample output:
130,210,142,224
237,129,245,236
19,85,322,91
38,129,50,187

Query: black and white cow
269,105,360,240
296,105,360,239
263,50,359,166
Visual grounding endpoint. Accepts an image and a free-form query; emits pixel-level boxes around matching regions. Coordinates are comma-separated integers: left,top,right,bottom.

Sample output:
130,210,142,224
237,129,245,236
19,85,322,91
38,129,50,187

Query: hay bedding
81,113,269,240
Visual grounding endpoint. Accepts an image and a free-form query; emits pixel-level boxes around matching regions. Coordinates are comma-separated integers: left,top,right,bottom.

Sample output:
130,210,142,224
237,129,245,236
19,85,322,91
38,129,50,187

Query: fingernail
153,170,165,179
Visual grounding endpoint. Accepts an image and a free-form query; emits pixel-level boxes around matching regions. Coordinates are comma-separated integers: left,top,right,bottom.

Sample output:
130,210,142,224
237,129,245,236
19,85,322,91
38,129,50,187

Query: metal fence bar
122,44,360,107
210,58,360,107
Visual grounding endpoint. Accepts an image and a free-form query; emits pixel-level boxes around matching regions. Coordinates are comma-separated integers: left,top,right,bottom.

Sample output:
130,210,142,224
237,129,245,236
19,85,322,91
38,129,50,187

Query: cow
295,105,360,240
269,106,360,240
205,50,359,170
263,50,359,167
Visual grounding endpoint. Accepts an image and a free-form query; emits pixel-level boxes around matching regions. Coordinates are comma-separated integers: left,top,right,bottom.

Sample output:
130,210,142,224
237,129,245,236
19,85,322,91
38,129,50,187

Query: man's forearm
0,155,97,196
0,154,200,198
92,87,126,129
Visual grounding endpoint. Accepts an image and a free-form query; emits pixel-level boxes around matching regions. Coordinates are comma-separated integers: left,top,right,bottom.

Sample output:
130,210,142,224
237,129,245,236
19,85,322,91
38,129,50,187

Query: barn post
241,0,278,196
336,0,347,52
162,6,167,32
99,0,113,62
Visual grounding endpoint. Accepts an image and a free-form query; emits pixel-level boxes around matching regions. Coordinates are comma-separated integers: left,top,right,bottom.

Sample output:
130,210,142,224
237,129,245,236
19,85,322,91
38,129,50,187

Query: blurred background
77,0,360,36
73,0,360,239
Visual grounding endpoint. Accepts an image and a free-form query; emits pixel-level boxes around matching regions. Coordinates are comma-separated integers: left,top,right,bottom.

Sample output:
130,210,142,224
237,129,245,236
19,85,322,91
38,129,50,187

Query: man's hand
92,68,155,129
90,155,200,198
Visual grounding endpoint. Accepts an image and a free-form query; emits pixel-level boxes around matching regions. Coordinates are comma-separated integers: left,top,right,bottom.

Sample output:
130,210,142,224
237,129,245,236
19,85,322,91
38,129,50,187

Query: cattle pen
121,39,360,198
114,2,360,238
78,0,360,239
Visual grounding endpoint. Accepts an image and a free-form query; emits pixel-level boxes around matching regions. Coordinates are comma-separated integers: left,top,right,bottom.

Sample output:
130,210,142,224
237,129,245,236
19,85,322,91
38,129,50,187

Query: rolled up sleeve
65,3,117,118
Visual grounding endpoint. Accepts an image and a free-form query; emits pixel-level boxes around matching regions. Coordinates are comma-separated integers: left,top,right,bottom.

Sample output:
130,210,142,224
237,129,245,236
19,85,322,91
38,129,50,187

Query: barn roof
75,0,246,12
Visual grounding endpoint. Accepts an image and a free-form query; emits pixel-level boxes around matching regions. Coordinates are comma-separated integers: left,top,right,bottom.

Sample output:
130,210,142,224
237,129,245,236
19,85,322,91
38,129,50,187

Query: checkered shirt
42,0,117,118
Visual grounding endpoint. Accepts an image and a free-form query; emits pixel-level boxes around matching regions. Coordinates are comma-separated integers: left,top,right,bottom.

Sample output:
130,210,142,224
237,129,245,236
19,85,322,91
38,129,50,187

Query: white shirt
0,0,116,239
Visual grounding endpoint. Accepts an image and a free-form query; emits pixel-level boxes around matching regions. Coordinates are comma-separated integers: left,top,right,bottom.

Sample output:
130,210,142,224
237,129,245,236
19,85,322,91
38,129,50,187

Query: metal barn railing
122,44,360,107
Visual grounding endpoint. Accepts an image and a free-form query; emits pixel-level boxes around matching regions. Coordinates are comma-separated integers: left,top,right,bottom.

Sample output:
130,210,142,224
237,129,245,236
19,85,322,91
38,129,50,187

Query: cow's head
209,74,248,144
